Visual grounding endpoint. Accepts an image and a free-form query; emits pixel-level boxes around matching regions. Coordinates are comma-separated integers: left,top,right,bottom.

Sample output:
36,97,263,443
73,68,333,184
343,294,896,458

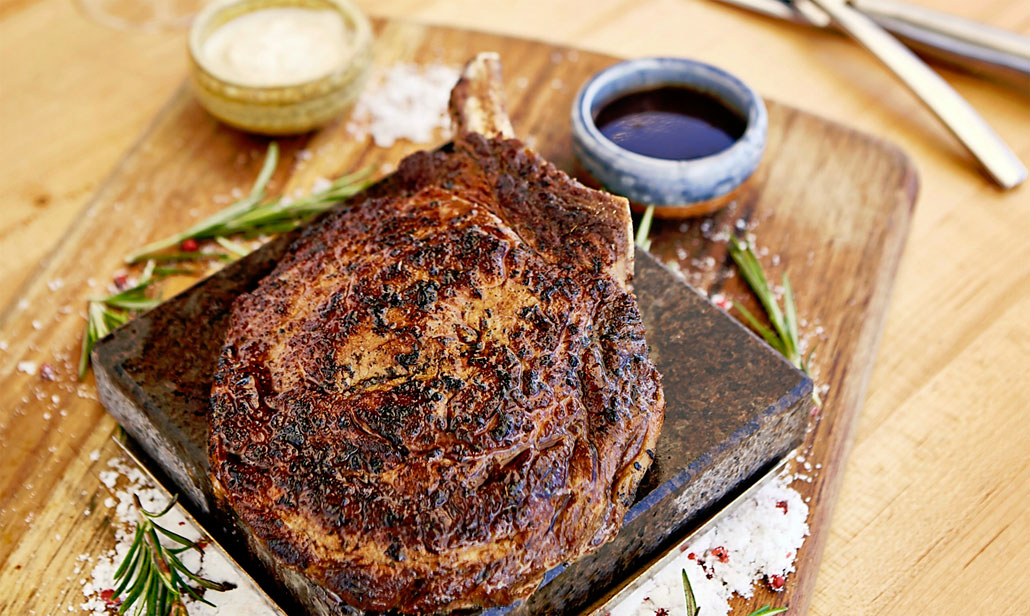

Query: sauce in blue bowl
572,58,767,218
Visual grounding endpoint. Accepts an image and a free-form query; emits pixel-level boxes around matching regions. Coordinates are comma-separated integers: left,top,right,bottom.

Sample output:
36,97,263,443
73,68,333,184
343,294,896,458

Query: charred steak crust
209,134,665,612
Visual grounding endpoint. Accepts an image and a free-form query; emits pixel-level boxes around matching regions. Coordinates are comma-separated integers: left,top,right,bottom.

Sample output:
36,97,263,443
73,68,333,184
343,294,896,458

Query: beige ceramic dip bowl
188,0,372,135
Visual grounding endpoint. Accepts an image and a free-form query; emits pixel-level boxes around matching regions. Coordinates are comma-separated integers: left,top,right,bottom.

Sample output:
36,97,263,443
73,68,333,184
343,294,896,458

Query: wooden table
1,1,1027,614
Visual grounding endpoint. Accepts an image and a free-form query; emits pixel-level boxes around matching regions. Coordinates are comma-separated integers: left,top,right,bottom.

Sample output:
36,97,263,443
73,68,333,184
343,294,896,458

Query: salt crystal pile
346,63,460,147
609,472,809,616
81,457,277,615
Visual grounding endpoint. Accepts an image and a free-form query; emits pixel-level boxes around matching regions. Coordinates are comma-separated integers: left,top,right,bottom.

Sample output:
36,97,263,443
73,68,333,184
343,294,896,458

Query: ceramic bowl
188,0,372,135
571,57,767,218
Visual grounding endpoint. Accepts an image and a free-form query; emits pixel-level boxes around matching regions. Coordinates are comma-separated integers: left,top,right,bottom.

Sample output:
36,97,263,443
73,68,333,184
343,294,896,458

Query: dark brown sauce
594,86,746,161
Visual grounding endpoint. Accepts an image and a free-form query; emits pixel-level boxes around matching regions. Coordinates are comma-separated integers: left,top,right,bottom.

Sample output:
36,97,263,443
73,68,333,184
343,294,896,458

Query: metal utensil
853,0,1030,63
804,0,1026,189
715,0,1030,84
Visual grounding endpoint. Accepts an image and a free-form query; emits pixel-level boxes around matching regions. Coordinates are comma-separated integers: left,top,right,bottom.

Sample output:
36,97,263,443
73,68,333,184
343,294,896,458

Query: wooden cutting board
0,18,915,616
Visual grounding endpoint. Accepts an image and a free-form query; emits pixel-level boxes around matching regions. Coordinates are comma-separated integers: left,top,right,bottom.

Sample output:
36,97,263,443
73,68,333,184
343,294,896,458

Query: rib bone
448,52,516,139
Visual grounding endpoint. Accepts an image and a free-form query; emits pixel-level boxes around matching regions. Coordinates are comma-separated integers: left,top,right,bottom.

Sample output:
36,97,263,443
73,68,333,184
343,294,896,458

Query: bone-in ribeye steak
209,54,665,613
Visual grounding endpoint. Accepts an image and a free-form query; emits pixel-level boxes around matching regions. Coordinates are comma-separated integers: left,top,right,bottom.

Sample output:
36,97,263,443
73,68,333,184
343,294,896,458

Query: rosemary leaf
745,605,788,616
249,141,280,200
732,300,786,354
682,568,700,616
112,494,233,616
727,236,821,406
781,273,799,359
133,252,232,263
153,267,199,277
635,205,655,249
81,146,372,378
214,236,251,259
78,262,163,380
154,523,200,548
728,236,789,351
727,237,801,371
125,143,372,264
125,144,280,263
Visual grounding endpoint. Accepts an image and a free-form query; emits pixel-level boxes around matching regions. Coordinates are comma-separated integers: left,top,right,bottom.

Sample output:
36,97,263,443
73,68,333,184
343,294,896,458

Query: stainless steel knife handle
806,0,1027,189
714,0,1030,85
852,0,1030,61
853,0,1030,83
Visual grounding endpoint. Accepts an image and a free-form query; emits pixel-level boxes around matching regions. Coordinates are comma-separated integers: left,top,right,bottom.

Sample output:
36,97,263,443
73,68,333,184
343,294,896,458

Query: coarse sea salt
80,456,278,615
608,471,809,616
17,360,37,375
78,458,811,616
346,63,460,147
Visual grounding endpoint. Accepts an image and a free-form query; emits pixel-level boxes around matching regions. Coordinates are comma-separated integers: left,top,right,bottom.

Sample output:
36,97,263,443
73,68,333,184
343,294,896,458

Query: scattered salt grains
609,472,809,616
311,176,333,194
17,360,38,375
89,449,101,462
0,340,7,351
346,63,460,147
709,229,731,243
81,456,278,615
48,278,64,291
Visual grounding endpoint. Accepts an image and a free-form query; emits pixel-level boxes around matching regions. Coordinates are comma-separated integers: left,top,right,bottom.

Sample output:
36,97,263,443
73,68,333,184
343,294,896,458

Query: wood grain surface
1,16,913,616
0,1,1027,615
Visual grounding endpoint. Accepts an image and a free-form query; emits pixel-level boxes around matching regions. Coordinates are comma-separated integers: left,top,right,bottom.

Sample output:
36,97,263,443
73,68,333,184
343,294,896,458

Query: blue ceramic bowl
571,57,767,216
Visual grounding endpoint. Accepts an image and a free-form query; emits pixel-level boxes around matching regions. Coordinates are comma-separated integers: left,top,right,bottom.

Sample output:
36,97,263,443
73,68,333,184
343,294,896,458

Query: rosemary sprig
682,568,700,616
77,145,372,379
125,143,373,264
113,494,233,616
727,236,820,406
78,261,162,380
635,204,655,251
745,606,788,616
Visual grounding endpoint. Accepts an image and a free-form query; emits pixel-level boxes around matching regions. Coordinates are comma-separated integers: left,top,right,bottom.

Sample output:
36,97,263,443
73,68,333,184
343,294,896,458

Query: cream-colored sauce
201,7,350,87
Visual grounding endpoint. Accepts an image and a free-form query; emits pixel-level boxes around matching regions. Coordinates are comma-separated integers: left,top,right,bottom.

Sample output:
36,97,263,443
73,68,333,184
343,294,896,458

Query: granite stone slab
94,236,810,615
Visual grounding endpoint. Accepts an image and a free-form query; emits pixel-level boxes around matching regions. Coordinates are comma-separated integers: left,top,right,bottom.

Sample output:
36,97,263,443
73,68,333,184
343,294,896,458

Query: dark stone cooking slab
94,236,810,615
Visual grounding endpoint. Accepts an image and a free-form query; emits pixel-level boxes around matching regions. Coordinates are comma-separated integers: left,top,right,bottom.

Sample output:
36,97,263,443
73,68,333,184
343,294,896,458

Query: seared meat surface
209,54,664,613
